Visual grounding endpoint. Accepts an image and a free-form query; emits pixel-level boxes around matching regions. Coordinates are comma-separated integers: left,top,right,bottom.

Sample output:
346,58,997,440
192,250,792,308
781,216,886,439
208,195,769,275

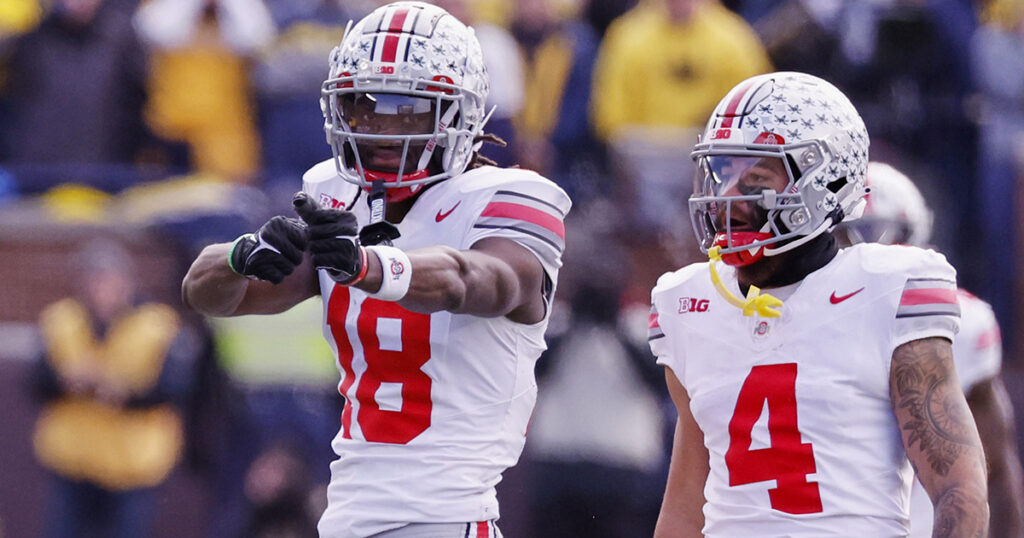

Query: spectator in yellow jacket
31,239,195,538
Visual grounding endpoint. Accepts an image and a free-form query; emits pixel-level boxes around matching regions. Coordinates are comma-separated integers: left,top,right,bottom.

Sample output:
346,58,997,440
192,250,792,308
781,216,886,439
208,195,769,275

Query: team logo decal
754,131,785,145
319,193,346,209
389,259,405,279
678,297,709,313
753,320,770,336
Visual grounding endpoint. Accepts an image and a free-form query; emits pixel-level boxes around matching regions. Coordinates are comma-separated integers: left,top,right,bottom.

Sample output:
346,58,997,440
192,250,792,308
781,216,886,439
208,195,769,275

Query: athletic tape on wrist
228,234,255,275
365,246,412,301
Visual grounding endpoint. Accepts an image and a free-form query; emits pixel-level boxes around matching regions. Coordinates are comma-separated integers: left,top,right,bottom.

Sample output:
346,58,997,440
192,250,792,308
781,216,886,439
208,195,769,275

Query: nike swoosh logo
435,201,461,222
830,287,865,304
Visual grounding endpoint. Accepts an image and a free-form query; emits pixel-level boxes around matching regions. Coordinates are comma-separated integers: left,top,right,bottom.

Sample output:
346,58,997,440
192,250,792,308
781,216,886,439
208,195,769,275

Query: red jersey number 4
725,363,823,514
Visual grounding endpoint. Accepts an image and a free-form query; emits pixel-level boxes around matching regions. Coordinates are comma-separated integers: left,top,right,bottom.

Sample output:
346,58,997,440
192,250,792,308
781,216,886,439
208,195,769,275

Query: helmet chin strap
707,246,783,318
762,219,832,257
416,102,461,171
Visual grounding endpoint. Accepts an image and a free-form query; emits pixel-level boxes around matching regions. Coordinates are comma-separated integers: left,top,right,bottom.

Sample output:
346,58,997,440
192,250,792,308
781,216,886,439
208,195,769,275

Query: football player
649,72,989,536
837,162,1024,538
182,2,570,537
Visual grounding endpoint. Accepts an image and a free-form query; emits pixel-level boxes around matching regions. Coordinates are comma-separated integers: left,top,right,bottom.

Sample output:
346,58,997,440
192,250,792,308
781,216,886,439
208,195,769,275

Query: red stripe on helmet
381,33,400,62
388,7,409,32
720,78,758,129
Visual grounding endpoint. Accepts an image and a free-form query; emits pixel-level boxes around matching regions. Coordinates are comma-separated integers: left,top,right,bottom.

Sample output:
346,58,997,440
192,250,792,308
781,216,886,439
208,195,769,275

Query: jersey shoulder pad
454,166,571,213
849,243,957,283
301,159,359,209
652,262,711,300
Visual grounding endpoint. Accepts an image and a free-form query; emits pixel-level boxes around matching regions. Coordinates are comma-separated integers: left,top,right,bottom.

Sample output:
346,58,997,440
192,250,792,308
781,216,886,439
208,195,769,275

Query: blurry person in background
133,0,276,182
182,2,570,536
591,0,770,236
526,210,668,538
971,0,1024,358
836,162,1024,538
513,0,607,203
0,0,151,191
30,239,196,538
254,0,355,197
432,0,524,168
203,298,341,538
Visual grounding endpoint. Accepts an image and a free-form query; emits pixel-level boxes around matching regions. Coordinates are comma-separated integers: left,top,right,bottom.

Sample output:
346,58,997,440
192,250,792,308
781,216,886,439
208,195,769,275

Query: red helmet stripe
388,7,410,32
720,78,758,128
381,33,400,62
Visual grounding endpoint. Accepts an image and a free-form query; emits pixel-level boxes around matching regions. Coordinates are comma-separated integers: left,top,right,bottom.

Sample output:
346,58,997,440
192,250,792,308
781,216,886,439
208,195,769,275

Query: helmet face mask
689,72,870,265
321,2,491,200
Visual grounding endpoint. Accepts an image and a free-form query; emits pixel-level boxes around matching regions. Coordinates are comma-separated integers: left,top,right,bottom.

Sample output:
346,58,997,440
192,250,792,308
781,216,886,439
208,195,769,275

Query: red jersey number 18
725,363,823,514
328,287,433,444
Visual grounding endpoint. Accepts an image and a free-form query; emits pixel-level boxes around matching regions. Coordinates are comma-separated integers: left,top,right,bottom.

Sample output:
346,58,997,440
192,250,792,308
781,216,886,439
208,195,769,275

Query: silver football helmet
690,72,869,266
837,161,933,247
322,1,491,202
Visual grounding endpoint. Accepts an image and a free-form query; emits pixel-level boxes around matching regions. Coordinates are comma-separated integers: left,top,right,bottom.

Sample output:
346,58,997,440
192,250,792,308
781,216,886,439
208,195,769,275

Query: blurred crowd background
0,0,1022,536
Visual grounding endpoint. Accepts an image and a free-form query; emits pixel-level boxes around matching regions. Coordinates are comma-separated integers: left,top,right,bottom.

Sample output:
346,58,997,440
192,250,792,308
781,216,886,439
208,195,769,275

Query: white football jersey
302,162,570,538
649,243,960,537
908,290,1001,537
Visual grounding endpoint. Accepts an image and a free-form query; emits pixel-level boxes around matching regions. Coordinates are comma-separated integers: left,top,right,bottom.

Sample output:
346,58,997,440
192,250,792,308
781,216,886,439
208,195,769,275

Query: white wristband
366,245,412,301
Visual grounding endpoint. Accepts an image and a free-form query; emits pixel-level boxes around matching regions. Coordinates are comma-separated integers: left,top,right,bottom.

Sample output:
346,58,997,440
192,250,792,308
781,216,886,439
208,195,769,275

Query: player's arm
294,193,548,324
182,217,318,317
655,367,708,538
966,376,1024,537
890,337,990,537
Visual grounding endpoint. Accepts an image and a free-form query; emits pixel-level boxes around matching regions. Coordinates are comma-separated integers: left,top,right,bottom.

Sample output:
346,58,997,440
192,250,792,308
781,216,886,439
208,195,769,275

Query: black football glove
292,192,365,284
228,216,308,284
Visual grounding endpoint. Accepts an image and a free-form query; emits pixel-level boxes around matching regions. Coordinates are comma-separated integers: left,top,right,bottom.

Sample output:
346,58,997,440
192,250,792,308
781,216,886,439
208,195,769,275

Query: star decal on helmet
801,119,815,129
413,38,427,49
774,114,788,124
787,128,802,139
788,104,802,114
747,117,761,128
411,54,425,67
359,40,371,52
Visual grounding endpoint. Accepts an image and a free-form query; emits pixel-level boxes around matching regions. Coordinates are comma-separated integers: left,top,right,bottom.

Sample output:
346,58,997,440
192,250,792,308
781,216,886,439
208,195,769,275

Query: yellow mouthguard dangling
707,246,784,318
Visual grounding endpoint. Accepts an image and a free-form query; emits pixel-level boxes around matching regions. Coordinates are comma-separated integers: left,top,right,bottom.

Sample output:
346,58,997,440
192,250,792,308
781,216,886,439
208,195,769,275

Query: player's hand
228,216,308,284
292,192,366,284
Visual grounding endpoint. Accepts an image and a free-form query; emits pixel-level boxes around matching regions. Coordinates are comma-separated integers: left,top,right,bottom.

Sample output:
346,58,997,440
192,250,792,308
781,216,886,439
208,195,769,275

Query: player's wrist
228,233,257,277
335,246,370,286
364,245,412,301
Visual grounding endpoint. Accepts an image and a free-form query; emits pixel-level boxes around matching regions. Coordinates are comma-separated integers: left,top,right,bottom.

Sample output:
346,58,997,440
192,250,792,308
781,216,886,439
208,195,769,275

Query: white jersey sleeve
649,264,707,379
951,290,1001,392
887,248,961,349
463,170,570,281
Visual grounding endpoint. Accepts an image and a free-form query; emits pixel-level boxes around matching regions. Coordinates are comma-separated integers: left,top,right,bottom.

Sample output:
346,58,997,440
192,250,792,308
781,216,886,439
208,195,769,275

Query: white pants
368,520,501,538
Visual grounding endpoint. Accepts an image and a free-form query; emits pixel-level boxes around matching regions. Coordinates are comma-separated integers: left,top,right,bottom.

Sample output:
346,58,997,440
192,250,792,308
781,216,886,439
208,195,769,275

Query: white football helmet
837,162,933,247
689,72,869,266
322,1,491,202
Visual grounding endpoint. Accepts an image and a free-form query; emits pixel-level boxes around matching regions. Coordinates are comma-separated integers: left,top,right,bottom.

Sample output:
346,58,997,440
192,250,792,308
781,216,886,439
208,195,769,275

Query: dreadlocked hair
467,132,508,169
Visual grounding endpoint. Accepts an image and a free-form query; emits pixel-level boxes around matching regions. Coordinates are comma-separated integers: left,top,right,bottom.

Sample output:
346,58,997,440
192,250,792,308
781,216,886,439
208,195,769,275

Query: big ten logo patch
678,297,710,313
319,193,347,209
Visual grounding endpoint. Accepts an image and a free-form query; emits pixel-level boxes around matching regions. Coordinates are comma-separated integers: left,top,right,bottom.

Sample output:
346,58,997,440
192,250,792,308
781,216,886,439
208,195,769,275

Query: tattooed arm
890,337,989,538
